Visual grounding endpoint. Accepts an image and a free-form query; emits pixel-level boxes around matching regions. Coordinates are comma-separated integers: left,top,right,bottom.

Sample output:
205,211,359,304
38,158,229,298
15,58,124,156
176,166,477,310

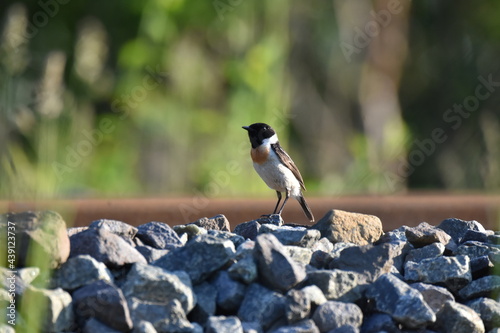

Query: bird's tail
297,195,314,223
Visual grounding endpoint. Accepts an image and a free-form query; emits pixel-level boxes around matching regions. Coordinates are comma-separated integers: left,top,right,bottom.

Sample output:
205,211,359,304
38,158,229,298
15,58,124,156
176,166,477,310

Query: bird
242,122,315,222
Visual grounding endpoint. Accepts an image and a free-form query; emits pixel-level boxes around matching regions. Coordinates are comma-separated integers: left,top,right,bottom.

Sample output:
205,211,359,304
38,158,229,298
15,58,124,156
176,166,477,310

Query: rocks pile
1,209,500,333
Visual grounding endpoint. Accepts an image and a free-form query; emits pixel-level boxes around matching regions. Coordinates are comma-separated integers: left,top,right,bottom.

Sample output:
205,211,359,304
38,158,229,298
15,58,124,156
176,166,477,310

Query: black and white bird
242,123,314,222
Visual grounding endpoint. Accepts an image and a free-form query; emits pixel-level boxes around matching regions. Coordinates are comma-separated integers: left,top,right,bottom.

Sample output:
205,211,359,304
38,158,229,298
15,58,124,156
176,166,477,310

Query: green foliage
1,0,500,200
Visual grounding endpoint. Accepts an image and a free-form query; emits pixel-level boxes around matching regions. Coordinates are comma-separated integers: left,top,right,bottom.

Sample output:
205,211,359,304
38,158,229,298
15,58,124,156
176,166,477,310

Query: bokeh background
1,0,499,200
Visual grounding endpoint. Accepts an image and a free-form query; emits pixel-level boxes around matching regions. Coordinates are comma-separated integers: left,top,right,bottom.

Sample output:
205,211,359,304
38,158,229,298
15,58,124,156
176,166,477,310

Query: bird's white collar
262,134,279,146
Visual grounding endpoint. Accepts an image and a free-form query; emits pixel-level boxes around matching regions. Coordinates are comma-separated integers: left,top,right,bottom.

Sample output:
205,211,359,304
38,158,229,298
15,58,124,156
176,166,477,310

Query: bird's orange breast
250,146,270,164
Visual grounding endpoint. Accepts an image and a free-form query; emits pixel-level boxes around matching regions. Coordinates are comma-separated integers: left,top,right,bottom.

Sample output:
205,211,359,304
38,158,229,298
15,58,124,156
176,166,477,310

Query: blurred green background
1,0,499,200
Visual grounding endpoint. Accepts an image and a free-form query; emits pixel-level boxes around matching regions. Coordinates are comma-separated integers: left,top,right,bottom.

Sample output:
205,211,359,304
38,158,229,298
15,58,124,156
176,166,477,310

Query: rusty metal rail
1,194,499,231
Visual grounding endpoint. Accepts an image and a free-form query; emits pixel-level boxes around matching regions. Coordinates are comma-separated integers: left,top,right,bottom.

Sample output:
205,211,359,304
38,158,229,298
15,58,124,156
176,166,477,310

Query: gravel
2,209,500,332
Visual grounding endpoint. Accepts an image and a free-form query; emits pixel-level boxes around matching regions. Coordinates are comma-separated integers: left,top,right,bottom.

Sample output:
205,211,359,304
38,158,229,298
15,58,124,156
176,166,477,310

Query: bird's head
242,123,277,148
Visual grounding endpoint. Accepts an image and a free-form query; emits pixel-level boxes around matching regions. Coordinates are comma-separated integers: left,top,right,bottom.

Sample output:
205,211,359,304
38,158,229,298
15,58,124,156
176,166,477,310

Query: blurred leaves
1,0,500,200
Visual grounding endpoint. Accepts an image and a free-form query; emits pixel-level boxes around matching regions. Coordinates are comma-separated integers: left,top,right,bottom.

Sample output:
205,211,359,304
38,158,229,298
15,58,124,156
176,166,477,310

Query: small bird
242,123,315,222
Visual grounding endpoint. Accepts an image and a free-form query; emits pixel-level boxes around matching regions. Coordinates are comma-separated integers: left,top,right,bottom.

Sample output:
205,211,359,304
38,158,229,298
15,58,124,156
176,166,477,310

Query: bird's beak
242,126,250,131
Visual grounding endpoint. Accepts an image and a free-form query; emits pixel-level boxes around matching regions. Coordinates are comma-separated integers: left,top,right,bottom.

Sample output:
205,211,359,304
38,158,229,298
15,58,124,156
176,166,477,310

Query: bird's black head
242,123,276,148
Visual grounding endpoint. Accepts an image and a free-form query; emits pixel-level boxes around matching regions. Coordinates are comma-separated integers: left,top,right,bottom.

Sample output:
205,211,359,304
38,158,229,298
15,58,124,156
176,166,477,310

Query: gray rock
361,313,400,333
73,280,132,331
0,211,70,269
488,251,500,266
127,298,169,327
434,301,485,333
437,218,486,244
311,209,383,245
16,267,40,285
121,263,195,312
459,275,500,300
470,255,494,279
388,240,412,274
153,234,235,284
89,219,138,241
128,298,193,332
327,325,359,333
488,234,500,245
70,228,147,268
259,225,321,248
312,301,363,332
242,322,263,333
228,255,258,284
285,289,311,323
192,322,204,333
191,214,231,232
329,243,396,281
257,214,284,226
311,237,334,253
213,270,246,312
136,221,184,250
410,282,455,314
467,297,500,331
206,316,243,333
21,286,73,332
311,242,356,272
286,246,313,265
237,283,286,329
180,233,190,245
453,241,500,254
404,255,471,292
235,239,256,257
376,226,410,244
309,250,333,269
254,233,306,292
300,285,328,307
189,282,216,324
83,318,122,333
330,242,358,259
234,220,261,240
462,230,489,243
135,245,170,263
405,222,456,251
309,238,335,268
403,260,420,281
455,241,495,259
207,229,246,248
51,254,113,290
131,320,158,333
405,242,445,263
67,226,88,237
305,269,367,302
365,274,435,329
270,319,319,333
144,299,195,333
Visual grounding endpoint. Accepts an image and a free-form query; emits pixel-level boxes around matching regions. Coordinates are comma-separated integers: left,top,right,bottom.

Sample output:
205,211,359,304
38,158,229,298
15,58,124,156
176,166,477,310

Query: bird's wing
271,143,306,191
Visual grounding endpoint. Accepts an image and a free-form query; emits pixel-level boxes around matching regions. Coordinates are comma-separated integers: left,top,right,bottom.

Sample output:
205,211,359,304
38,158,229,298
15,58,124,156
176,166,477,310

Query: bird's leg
277,190,290,215
272,191,282,214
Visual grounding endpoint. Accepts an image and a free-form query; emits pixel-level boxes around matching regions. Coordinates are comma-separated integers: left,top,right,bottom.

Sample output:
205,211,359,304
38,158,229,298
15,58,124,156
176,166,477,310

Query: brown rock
311,210,383,245
0,211,70,269
191,214,231,232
